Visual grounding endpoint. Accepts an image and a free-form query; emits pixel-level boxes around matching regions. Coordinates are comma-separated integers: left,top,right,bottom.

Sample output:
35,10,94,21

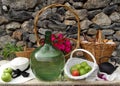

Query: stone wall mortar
0,0,120,63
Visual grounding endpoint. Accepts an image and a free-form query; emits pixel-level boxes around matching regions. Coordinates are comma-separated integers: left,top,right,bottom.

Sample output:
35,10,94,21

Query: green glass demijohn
30,31,65,81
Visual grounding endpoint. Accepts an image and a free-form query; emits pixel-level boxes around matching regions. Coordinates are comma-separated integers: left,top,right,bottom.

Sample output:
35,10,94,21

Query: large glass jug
30,31,65,81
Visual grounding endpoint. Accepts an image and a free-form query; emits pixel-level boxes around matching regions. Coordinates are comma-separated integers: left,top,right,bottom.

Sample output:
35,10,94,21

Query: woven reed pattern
81,30,116,64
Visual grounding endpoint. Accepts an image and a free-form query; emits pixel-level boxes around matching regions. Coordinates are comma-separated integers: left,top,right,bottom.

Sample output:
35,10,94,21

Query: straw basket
80,30,116,64
33,4,81,60
64,49,98,80
15,47,34,59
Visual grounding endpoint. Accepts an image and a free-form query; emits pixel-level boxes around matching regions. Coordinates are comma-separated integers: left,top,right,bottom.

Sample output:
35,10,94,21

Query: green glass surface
30,31,65,81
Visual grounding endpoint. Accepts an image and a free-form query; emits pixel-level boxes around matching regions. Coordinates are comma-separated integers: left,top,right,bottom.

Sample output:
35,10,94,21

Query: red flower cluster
51,33,72,54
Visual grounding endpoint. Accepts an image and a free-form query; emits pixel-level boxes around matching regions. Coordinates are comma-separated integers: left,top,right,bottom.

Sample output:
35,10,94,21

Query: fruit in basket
1,73,12,82
70,65,78,72
76,64,82,69
71,70,80,76
79,68,87,75
3,67,13,74
84,65,92,72
70,61,92,76
80,61,88,67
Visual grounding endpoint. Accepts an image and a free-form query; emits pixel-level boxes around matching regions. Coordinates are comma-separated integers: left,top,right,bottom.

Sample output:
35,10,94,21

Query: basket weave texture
15,48,34,59
80,30,116,64
64,49,98,80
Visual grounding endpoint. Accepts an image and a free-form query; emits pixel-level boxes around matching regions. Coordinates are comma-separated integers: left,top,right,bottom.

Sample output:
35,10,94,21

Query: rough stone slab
2,0,37,10
84,0,111,9
0,16,8,25
92,12,111,26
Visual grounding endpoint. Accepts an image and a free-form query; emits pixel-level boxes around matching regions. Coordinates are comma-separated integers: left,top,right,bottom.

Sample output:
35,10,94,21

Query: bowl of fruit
64,49,98,80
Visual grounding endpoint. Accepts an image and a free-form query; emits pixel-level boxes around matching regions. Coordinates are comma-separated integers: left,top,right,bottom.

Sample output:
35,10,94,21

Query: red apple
71,70,80,76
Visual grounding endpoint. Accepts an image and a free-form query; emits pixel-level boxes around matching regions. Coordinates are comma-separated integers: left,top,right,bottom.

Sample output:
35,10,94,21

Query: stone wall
0,0,120,62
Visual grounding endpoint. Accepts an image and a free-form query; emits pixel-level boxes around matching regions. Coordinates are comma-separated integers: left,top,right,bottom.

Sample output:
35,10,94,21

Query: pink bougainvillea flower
44,33,72,54
57,33,64,39
65,47,71,53
59,44,65,51
65,39,71,46
51,34,56,41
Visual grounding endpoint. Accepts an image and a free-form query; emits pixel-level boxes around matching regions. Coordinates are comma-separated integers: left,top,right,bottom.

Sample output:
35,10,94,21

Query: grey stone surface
6,22,21,30
8,10,33,22
0,0,119,62
65,9,88,20
80,19,92,30
0,35,13,48
21,20,34,33
111,0,120,4
76,9,88,20
87,29,97,35
0,16,8,25
102,30,115,36
29,34,36,43
48,0,66,4
103,5,118,15
88,10,102,20
84,0,111,9
112,51,117,57
113,27,120,30
0,25,6,36
92,12,111,26
0,1,2,15
110,12,120,22
114,31,120,41
38,28,51,35
118,44,120,49
117,49,120,57
73,2,83,9
16,41,24,47
64,20,76,25
2,0,37,10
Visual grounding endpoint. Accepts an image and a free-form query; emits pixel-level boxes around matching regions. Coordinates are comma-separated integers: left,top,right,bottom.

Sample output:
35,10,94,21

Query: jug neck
45,31,52,45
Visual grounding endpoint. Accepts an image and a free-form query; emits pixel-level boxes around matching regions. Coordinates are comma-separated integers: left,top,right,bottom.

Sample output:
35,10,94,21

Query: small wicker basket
64,49,98,80
15,47,34,59
80,30,116,64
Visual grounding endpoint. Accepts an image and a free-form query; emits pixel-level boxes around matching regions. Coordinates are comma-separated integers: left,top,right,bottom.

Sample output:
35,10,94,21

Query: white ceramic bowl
10,57,29,71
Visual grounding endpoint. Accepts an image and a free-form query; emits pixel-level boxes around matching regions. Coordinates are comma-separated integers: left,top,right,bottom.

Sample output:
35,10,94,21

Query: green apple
70,65,78,73
3,67,13,74
75,64,82,69
80,61,88,67
84,65,92,72
1,73,12,82
79,68,87,75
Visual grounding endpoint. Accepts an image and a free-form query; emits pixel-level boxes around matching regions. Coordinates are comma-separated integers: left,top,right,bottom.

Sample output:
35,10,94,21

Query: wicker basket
15,47,34,59
80,30,116,64
64,49,98,80
33,4,81,60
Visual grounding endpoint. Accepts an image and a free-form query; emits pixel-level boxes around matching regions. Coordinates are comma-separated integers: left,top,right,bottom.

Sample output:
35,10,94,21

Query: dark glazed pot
99,57,118,74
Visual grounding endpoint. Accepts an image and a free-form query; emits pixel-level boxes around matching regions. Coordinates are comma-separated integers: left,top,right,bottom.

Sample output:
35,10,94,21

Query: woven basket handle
96,30,103,43
70,49,97,67
33,4,81,47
